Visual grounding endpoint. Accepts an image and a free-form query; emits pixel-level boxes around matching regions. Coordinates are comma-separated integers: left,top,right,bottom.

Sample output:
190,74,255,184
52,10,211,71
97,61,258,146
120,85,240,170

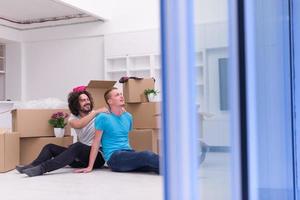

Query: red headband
72,86,87,92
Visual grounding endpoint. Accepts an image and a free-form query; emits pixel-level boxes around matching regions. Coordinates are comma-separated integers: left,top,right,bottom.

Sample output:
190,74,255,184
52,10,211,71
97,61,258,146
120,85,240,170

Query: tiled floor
199,152,231,200
0,152,230,200
0,168,163,200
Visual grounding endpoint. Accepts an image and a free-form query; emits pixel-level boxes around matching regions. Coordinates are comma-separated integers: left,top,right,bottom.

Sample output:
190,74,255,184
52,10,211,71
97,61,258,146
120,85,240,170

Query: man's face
108,89,125,107
78,94,92,113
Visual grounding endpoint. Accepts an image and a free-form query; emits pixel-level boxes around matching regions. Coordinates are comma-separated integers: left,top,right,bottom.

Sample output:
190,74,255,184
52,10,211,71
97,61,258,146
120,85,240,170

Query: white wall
16,0,160,101
24,36,104,101
104,30,160,57
0,26,22,42
194,0,228,24
5,42,22,100
21,21,104,42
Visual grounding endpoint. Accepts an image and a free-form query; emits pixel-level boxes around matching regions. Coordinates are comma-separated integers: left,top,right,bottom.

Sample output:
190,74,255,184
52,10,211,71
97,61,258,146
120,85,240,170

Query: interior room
0,0,232,199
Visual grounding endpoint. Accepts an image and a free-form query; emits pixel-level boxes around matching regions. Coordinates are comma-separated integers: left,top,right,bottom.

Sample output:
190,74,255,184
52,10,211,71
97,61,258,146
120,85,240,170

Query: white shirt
68,114,96,146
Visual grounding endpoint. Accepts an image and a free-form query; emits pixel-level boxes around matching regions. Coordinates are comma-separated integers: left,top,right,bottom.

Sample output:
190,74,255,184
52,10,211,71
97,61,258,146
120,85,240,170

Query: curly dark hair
68,90,94,116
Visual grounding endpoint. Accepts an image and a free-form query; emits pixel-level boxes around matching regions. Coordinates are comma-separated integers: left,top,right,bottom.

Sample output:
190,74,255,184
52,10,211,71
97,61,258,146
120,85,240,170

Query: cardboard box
12,109,71,138
126,102,161,129
0,132,20,172
129,129,159,154
123,78,155,103
86,80,116,109
20,136,73,165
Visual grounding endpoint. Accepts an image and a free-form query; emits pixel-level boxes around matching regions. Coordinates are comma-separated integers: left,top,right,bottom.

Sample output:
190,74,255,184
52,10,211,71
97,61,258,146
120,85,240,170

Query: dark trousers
30,142,105,173
107,150,159,174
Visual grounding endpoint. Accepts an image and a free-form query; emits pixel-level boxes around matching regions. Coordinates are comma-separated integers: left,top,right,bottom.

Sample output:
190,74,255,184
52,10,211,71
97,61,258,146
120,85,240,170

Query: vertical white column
160,0,199,199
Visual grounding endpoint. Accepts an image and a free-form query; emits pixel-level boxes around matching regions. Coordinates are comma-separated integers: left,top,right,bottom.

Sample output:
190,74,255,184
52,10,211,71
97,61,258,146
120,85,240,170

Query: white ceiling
0,0,102,30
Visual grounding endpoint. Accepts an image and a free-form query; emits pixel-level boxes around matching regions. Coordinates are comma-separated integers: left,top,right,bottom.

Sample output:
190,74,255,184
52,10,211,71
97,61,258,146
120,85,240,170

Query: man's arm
69,107,108,129
74,130,102,173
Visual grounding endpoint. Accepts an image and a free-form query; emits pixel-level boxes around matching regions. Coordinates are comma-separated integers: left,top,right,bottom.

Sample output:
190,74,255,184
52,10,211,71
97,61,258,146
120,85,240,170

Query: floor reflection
199,152,231,200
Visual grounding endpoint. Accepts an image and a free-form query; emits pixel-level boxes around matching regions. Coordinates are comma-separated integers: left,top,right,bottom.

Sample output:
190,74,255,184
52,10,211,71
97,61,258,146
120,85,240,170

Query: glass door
243,0,295,199
194,0,232,199
292,0,300,199
160,0,234,199
160,0,296,199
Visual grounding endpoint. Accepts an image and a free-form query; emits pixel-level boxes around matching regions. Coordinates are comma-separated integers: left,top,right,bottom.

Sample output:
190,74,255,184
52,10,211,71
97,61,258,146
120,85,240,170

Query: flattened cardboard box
12,109,71,138
123,78,155,103
20,136,73,165
129,129,159,154
86,80,116,109
0,132,20,172
126,102,161,129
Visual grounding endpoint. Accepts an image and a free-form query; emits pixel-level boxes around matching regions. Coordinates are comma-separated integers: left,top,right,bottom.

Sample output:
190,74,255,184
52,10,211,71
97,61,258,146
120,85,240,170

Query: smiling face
78,94,92,114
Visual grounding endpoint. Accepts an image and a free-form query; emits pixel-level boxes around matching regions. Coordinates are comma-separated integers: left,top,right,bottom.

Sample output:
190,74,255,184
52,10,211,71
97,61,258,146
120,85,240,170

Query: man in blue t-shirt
75,87,159,174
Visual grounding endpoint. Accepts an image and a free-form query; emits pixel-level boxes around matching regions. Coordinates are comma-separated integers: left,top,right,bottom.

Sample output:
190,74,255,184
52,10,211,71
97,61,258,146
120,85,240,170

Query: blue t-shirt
95,112,132,161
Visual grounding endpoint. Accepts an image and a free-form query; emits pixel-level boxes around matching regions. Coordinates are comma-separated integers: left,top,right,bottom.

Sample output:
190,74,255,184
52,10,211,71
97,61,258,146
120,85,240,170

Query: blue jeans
107,150,159,174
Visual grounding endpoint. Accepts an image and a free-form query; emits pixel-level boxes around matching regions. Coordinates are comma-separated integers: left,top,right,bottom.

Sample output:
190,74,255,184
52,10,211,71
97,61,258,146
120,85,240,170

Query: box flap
87,80,116,89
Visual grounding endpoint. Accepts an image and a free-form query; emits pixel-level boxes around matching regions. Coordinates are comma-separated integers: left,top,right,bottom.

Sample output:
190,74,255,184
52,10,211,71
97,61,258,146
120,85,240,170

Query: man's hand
75,131,102,174
74,167,93,173
95,107,109,114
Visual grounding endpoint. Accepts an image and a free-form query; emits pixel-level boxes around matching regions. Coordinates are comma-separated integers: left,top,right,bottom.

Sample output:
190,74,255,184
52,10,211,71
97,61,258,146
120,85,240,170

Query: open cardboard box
0,131,20,172
12,109,71,138
86,80,116,109
123,78,155,103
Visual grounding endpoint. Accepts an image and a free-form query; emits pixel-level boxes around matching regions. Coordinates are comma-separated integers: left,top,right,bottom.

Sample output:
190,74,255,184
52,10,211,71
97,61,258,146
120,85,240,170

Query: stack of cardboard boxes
0,109,74,172
123,78,161,154
1,79,159,172
12,109,74,165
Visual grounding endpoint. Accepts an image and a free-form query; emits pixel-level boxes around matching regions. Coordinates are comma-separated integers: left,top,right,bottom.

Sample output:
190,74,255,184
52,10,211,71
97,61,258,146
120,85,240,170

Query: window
218,58,228,111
